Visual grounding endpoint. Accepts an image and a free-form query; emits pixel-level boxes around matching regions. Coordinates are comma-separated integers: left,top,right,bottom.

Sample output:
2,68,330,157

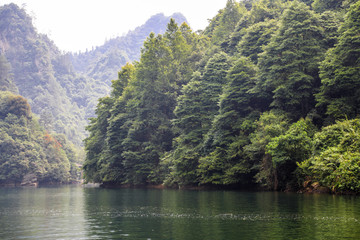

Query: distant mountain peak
170,12,188,23
71,12,190,84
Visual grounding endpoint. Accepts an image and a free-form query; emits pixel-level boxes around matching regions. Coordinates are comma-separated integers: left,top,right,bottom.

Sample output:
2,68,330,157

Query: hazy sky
1,0,228,52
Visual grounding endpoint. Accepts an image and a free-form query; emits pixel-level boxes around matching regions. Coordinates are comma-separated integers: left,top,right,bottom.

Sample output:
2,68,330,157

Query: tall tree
316,0,360,120
85,18,201,185
83,96,114,183
244,110,290,190
100,63,136,183
204,0,246,48
237,19,278,64
227,0,285,53
312,0,357,13
198,58,258,185
163,52,231,186
266,118,316,190
255,1,325,119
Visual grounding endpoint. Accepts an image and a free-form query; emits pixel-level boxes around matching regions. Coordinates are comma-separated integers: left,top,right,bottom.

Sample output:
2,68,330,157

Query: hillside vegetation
0,91,81,185
83,0,360,194
0,4,187,146
0,3,186,185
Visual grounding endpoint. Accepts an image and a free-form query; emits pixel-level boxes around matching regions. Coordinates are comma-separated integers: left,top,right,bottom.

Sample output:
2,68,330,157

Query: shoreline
1,182,358,195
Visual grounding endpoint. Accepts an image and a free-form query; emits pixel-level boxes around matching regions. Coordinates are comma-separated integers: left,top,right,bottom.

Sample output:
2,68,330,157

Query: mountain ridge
71,12,188,85
0,3,186,145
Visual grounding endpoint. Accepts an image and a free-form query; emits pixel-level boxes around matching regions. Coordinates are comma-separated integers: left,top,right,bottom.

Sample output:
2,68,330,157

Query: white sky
1,0,228,52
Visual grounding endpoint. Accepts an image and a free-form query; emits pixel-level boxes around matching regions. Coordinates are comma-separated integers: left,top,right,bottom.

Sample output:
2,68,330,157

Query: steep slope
0,91,81,185
0,3,187,146
0,4,108,145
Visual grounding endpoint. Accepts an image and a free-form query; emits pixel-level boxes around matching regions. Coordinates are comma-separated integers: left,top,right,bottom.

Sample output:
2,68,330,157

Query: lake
0,186,359,239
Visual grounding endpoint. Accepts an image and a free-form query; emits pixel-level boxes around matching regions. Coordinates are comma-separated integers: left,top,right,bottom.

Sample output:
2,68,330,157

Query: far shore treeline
1,0,360,194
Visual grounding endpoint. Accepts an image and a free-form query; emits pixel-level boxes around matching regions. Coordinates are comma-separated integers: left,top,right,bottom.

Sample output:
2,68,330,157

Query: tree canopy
82,0,360,194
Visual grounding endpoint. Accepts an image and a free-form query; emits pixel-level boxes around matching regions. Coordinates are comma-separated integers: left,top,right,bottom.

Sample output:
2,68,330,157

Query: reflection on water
0,186,87,239
0,186,359,239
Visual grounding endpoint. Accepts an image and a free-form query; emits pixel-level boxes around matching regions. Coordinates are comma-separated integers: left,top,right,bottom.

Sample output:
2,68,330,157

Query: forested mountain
0,4,184,146
0,90,81,185
0,3,105,145
1,0,360,193
0,3,188,184
71,13,188,86
84,0,360,194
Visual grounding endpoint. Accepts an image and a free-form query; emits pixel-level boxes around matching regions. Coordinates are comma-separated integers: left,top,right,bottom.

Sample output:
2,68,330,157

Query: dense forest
83,0,360,194
0,91,81,185
0,45,81,184
1,0,360,193
0,4,185,146
0,3,185,185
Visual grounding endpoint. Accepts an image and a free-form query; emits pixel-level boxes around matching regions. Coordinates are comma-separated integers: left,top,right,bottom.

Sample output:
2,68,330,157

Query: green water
0,186,359,239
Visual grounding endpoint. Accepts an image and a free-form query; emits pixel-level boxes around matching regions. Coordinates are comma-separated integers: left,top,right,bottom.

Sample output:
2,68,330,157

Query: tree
102,64,136,183
83,96,114,183
111,63,135,99
163,52,231,186
0,92,74,184
266,118,316,190
237,19,278,64
198,58,258,185
316,1,360,120
162,73,204,186
205,0,246,47
312,0,355,13
227,0,286,53
244,110,290,190
255,1,325,119
41,132,71,183
0,92,31,119
298,119,360,193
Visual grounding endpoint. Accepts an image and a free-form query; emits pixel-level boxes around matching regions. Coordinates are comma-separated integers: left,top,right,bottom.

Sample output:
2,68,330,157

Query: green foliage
0,92,31,119
299,119,360,193
245,110,290,189
247,0,286,23
227,0,286,53
266,118,317,190
0,91,77,184
237,19,278,64
319,11,342,49
256,1,326,119
312,0,357,13
84,19,202,185
204,0,246,47
111,63,135,98
198,58,258,185
81,0,360,194
316,1,360,120
162,73,205,186
162,52,231,186
83,96,114,183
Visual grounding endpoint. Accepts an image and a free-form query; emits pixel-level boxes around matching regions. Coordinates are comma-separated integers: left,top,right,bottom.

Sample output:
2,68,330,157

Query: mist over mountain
0,3,186,146
71,12,188,85
0,3,89,145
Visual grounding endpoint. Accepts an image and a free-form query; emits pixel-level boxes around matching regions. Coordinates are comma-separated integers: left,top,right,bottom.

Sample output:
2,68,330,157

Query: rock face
20,174,38,187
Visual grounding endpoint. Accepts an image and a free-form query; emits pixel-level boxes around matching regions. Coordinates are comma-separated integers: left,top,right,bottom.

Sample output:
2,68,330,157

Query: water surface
0,186,359,239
